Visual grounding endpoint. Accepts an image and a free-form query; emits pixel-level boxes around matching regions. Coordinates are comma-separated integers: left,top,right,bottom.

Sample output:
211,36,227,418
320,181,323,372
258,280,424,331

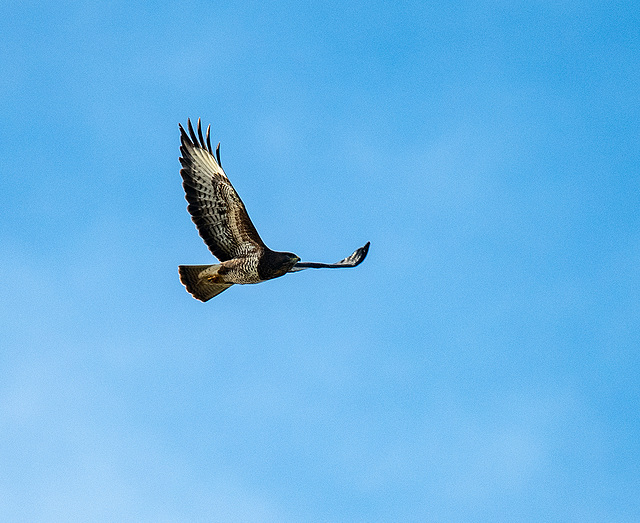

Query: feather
289,242,370,272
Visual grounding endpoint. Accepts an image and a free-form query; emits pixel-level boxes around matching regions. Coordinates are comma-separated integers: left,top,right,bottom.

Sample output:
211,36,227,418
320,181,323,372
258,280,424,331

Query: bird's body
178,119,369,301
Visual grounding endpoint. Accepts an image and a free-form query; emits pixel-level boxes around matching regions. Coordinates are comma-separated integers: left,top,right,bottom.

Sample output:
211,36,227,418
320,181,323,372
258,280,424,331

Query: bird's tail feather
178,264,233,302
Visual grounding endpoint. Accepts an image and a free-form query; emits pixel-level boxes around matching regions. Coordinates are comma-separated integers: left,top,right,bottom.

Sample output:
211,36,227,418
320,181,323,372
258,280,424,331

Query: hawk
178,118,370,301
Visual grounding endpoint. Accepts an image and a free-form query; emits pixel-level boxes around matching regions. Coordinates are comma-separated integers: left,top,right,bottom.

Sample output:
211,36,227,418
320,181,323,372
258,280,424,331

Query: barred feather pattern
179,118,265,263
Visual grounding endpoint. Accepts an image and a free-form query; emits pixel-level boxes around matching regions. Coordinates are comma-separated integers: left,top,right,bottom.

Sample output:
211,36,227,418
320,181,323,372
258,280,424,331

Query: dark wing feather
179,118,265,261
289,242,370,272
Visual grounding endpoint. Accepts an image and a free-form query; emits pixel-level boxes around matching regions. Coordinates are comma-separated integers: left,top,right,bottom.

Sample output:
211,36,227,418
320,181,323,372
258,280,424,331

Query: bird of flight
178,119,370,301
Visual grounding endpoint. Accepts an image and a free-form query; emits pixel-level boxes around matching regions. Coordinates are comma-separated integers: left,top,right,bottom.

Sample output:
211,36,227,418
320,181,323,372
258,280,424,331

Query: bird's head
282,252,301,269
276,251,301,276
259,250,301,280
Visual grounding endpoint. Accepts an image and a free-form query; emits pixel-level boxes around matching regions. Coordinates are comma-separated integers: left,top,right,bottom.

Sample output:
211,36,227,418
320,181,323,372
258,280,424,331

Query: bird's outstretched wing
179,118,265,261
289,242,370,272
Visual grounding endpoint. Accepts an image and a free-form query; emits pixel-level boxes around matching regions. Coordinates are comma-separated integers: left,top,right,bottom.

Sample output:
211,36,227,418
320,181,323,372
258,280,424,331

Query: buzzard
178,118,370,301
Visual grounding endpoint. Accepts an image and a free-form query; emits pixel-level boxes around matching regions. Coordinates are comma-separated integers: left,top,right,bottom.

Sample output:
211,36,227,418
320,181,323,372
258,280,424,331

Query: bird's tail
178,264,233,302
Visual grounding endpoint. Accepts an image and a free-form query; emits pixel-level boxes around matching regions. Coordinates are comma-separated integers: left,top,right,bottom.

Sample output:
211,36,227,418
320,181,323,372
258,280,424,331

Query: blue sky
1,1,639,521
